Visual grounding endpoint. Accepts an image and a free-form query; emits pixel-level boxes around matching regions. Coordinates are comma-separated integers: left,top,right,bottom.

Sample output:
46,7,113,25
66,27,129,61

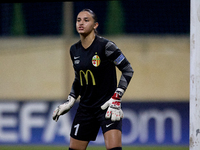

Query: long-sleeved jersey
69,35,133,108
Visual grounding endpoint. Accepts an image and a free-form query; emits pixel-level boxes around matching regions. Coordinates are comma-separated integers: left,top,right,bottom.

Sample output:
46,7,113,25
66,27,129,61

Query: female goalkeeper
53,9,134,150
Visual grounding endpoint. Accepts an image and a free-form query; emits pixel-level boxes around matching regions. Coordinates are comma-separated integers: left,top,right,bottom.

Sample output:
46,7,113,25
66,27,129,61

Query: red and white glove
101,88,124,121
52,95,76,122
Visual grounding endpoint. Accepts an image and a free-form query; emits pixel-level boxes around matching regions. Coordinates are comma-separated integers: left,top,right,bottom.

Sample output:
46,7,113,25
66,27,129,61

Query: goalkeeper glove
52,95,76,122
101,88,124,121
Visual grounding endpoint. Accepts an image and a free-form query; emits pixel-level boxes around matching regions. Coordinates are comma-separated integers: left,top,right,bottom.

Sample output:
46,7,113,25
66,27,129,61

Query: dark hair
81,8,98,34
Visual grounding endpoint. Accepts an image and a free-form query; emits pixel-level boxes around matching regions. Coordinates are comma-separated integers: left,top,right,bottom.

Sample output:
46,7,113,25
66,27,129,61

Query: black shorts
70,105,122,141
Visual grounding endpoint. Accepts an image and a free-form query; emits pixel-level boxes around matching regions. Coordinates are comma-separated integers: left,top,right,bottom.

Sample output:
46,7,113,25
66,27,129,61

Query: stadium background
0,1,189,149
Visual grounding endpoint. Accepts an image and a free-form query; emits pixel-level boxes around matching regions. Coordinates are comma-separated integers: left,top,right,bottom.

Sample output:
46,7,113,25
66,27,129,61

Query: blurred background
0,0,189,148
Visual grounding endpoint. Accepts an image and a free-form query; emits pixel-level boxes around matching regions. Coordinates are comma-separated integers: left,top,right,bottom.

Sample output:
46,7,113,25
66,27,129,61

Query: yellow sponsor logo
79,70,96,86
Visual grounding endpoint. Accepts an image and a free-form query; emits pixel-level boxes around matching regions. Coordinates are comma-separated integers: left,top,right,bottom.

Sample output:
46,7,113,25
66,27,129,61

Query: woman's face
76,11,98,36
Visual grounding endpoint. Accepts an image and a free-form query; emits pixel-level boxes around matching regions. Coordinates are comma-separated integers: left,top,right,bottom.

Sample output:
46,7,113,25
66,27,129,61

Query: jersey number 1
74,124,80,136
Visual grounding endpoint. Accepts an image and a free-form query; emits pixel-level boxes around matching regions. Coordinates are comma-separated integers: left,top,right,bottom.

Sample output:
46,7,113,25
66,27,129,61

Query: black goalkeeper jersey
69,35,133,109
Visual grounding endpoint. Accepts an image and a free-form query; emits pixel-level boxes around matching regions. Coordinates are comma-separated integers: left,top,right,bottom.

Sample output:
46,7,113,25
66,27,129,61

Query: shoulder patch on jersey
92,54,101,67
114,54,125,65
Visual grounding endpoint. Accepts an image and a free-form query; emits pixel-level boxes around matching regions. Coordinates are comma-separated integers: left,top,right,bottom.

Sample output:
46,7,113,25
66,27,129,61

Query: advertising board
0,101,188,146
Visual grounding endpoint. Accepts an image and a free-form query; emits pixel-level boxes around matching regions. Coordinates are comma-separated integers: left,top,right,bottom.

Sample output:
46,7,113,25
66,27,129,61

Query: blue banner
0,101,188,146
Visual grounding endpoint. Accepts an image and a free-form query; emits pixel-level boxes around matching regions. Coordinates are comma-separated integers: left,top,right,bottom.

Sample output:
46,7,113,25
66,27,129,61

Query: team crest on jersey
92,54,100,67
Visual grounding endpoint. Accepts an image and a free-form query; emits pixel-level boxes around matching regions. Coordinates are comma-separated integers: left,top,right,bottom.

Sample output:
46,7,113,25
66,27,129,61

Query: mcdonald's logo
79,70,96,86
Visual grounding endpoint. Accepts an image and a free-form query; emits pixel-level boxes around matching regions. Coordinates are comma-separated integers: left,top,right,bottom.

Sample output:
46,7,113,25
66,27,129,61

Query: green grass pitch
0,146,188,150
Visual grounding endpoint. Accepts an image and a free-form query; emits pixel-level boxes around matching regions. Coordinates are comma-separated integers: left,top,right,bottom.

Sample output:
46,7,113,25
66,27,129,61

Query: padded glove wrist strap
112,88,124,100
